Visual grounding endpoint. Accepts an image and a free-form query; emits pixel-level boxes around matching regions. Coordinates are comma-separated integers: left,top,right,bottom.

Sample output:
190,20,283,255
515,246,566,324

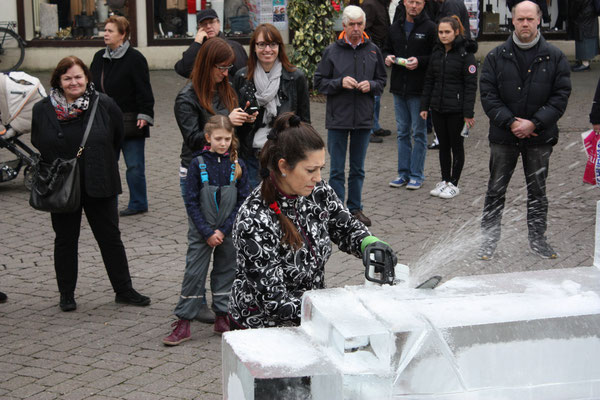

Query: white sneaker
439,183,460,199
430,181,447,197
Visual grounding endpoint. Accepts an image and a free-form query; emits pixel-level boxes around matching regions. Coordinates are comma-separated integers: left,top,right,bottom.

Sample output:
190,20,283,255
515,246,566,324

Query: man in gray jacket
314,5,387,227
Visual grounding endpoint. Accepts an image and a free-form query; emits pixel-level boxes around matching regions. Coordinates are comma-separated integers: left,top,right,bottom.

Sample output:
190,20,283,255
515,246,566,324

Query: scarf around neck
50,82,95,121
254,59,282,123
252,59,282,149
103,40,130,59
512,30,540,50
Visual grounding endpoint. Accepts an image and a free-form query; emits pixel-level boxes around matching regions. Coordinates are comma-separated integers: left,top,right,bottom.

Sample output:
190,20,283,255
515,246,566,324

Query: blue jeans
393,94,427,183
121,138,148,211
179,175,207,307
244,152,261,189
371,96,381,133
327,128,371,212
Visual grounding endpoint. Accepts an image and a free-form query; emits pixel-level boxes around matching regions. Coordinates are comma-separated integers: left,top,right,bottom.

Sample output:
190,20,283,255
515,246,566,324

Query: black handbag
29,95,99,213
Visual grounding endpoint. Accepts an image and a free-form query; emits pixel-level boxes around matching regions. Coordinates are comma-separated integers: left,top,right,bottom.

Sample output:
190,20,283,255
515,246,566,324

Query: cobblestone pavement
1,66,598,399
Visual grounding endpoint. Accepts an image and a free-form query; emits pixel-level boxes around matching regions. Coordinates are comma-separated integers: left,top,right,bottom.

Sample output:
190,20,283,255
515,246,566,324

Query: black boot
115,288,151,306
0,291,7,303
59,293,77,311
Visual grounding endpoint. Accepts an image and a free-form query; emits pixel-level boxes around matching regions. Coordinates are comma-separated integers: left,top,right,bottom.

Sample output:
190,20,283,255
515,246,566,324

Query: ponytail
259,113,325,250
230,135,242,180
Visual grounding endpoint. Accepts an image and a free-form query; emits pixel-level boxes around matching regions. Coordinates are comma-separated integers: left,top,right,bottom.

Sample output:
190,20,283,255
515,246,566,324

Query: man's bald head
512,0,542,19
512,0,541,43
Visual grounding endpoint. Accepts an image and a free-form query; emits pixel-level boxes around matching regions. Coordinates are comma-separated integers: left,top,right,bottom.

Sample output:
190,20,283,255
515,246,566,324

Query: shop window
153,0,194,39
478,0,567,39
22,0,136,46
146,0,258,45
223,0,252,38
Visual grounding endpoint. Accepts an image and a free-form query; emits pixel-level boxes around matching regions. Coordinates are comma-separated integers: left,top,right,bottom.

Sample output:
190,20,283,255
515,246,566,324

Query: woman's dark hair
246,23,296,81
259,112,325,250
204,114,242,180
50,56,93,90
105,15,130,38
191,37,237,114
439,15,465,38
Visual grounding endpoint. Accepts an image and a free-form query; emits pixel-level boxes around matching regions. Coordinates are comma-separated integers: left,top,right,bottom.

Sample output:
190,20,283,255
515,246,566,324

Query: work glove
361,237,397,272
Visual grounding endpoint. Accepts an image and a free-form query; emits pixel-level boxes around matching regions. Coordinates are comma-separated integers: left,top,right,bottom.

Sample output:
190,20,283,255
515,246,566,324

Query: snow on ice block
222,327,341,400
301,287,392,370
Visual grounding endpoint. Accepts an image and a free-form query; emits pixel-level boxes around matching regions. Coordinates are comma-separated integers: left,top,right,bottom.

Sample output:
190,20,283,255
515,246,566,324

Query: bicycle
0,21,26,72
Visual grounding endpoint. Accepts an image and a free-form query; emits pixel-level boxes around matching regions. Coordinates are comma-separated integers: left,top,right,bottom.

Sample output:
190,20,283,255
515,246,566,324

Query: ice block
222,327,342,400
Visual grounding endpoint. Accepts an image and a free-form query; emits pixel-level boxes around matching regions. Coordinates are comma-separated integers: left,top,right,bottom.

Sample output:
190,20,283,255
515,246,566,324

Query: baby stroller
0,71,46,189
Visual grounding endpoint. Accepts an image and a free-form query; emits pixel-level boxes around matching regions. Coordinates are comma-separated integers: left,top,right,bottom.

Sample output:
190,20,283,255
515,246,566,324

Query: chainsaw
363,243,442,289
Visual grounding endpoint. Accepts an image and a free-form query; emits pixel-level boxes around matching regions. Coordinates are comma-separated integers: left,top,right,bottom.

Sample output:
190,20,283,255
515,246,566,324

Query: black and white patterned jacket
228,180,371,329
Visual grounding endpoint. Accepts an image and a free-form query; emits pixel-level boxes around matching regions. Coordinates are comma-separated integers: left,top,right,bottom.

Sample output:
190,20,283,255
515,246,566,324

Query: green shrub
288,0,338,90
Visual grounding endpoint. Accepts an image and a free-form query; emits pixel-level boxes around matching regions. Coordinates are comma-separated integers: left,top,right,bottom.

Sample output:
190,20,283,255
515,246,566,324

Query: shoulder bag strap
197,156,209,183
76,93,99,159
100,64,106,93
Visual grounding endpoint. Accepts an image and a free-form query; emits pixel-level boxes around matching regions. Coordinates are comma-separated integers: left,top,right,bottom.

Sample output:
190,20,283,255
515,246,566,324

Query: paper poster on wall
245,0,286,29
272,0,287,29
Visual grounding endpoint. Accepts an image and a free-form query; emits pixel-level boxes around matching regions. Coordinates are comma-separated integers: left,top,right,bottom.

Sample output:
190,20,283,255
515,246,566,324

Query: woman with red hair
165,37,255,344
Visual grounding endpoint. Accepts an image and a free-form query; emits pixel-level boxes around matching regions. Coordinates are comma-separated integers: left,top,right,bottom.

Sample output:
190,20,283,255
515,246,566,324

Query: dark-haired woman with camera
227,113,396,329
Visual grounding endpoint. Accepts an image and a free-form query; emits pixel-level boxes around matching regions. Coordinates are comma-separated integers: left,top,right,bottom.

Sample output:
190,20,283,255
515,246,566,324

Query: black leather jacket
174,83,230,168
232,67,310,159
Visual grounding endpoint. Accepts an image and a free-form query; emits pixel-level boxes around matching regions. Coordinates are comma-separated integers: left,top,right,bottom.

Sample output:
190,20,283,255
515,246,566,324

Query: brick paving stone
122,392,174,400
27,391,60,400
14,366,52,379
75,368,113,383
123,372,165,387
1,375,36,391
1,67,598,399
61,387,102,400
7,383,46,399
97,384,138,398
87,376,128,391
35,372,76,388
149,361,186,375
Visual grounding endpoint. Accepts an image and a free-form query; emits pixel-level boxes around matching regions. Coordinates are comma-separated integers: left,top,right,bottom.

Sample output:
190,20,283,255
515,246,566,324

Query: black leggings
431,111,465,186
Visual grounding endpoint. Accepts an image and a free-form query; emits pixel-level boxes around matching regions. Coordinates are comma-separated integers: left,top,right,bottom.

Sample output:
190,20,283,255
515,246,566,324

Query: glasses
255,42,279,50
215,64,234,71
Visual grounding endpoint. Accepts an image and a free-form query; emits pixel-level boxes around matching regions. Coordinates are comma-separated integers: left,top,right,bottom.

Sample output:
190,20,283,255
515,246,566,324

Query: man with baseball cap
174,9,248,79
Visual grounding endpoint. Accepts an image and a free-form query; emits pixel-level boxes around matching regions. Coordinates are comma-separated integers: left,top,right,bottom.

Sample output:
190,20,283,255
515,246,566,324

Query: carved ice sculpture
222,203,600,399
